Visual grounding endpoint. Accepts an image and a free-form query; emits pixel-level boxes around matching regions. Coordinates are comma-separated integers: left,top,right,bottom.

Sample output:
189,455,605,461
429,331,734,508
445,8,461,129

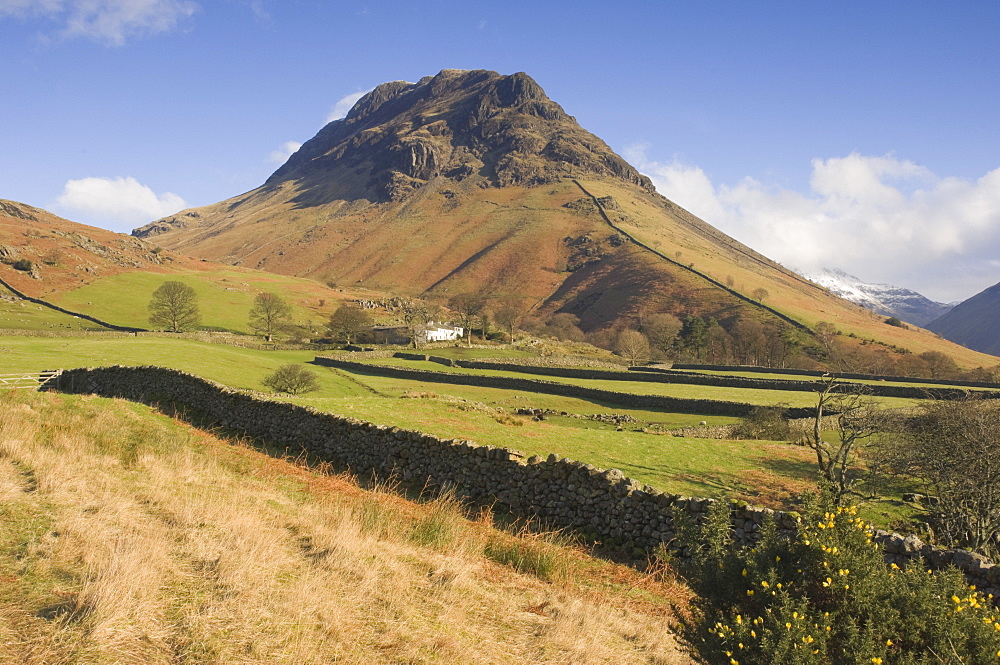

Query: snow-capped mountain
797,268,953,327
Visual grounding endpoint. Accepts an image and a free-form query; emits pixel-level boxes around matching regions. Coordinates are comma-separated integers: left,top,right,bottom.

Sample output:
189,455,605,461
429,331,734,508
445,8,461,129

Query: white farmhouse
417,323,464,343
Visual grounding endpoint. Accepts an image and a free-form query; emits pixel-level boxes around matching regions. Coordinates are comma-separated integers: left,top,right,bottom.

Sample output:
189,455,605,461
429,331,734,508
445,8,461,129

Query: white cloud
629,147,1000,303
268,140,301,164
326,90,368,123
248,0,267,20
56,176,187,231
0,0,197,45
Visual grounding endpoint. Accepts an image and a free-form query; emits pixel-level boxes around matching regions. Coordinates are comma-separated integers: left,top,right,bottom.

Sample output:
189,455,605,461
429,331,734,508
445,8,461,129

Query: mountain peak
798,267,952,327
261,68,651,203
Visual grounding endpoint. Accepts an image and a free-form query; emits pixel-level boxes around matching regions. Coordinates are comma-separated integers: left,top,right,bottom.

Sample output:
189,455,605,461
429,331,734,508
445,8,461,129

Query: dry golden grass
0,389,692,664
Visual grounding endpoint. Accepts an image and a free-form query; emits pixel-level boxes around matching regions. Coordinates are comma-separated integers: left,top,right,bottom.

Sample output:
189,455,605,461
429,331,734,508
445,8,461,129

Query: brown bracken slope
0,199,205,299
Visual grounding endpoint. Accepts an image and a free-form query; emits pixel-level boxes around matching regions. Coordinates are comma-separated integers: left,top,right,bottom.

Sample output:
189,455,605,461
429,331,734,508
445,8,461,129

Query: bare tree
918,350,959,380
730,318,767,366
814,321,839,358
888,399,1000,557
327,303,373,345
249,292,292,341
448,293,485,346
399,298,430,348
804,376,882,505
644,313,682,360
751,287,770,303
148,281,200,332
493,299,524,343
614,329,651,365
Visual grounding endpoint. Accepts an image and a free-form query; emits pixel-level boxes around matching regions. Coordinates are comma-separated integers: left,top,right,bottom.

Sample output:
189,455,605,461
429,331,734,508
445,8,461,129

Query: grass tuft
483,532,572,582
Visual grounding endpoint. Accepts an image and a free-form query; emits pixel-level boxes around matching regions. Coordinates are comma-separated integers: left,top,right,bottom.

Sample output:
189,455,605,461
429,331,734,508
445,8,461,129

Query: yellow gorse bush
680,497,1000,664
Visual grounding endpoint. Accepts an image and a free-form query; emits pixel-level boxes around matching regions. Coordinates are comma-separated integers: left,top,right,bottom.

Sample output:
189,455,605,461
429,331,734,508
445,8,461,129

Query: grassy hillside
0,198,394,334
0,282,94,331
136,169,998,369
47,268,380,333
0,389,691,664
575,177,1000,368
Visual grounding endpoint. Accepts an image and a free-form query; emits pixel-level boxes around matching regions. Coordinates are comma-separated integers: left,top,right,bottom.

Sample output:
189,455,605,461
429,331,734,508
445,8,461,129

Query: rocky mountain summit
271,69,653,201
138,69,652,239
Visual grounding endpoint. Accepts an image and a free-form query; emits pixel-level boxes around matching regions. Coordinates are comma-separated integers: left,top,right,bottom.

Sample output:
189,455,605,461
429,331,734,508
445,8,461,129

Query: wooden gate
0,370,63,389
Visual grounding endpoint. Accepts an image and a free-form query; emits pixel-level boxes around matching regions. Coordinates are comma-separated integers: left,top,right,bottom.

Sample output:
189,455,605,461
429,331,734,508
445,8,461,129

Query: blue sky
1,0,998,302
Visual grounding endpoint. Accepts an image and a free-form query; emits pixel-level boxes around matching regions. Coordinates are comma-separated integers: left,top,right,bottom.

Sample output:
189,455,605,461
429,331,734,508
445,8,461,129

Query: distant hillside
0,198,203,299
927,282,1000,355
0,198,386,333
799,267,953,327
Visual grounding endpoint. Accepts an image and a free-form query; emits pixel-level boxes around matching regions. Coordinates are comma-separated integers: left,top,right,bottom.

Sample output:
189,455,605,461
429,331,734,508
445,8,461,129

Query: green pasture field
353,357,920,410
46,268,338,332
297,389,817,504
0,334,923,525
0,336,332,393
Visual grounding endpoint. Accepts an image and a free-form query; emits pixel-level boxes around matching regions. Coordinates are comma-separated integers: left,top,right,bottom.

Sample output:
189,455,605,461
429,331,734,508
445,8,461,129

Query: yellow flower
871,659,883,664
886,639,893,646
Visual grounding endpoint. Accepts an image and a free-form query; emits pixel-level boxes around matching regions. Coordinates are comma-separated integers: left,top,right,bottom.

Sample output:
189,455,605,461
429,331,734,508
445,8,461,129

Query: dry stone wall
314,356,786,418
668,363,1000,391
51,365,1000,596
382,358,994,401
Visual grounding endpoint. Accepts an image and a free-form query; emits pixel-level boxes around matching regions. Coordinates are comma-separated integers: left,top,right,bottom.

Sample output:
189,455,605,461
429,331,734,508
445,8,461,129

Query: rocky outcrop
0,200,39,222
257,68,654,204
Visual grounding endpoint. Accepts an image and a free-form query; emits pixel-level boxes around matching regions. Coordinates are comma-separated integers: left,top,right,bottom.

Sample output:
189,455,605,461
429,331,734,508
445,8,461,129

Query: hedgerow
678,496,1000,664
